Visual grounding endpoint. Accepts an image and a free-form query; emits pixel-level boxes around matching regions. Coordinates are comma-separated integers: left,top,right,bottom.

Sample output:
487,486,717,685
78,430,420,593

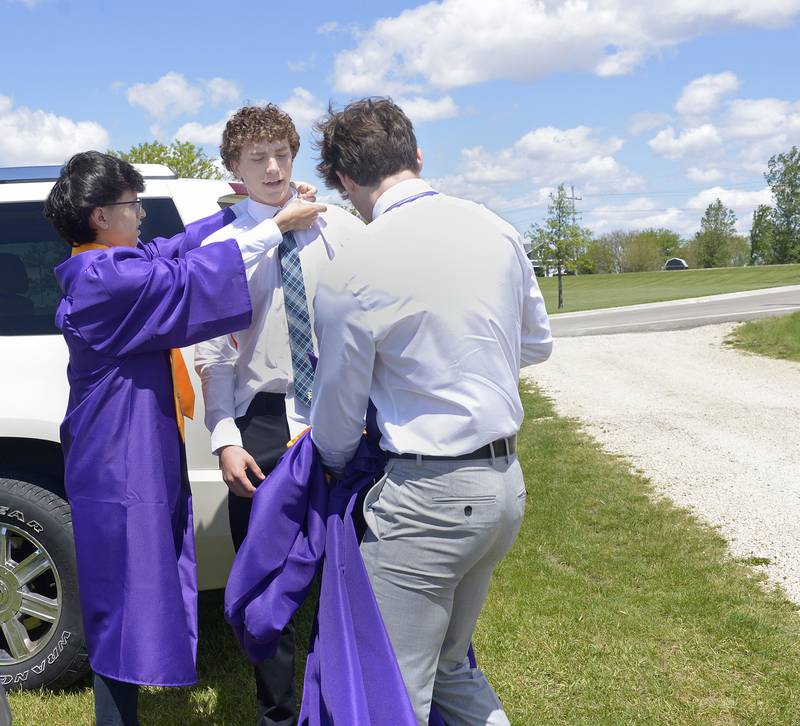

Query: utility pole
567,184,582,228
553,184,582,310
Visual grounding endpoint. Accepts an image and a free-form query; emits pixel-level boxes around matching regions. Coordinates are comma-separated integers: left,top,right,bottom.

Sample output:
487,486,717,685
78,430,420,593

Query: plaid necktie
279,231,315,404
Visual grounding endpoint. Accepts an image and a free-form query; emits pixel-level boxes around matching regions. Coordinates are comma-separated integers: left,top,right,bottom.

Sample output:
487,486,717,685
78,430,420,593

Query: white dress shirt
195,194,364,453
310,178,553,473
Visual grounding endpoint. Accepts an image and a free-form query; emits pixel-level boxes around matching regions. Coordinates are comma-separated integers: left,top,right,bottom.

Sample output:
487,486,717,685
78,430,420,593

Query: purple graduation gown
54,208,251,686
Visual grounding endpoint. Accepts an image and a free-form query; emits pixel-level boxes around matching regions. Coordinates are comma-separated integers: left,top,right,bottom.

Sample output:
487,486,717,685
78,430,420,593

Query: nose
264,156,279,177
138,205,147,220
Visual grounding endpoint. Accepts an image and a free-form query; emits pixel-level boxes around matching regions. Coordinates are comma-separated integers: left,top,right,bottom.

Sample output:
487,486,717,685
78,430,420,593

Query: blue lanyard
382,190,439,215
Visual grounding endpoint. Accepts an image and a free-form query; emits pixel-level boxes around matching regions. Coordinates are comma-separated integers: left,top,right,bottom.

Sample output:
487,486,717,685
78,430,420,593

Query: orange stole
71,242,195,441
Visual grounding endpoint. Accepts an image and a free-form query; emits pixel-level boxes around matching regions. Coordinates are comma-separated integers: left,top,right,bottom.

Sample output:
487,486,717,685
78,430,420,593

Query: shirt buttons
464,505,473,516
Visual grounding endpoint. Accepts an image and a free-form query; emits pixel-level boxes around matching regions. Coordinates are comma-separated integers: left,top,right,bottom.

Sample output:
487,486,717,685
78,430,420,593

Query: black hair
43,151,145,246
314,97,419,193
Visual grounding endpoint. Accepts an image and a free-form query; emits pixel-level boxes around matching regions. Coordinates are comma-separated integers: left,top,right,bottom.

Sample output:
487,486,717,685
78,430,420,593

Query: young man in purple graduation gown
46,151,324,726
310,99,552,725
194,105,364,725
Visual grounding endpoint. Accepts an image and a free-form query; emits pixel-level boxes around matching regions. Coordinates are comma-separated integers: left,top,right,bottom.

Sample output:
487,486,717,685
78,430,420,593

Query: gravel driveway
522,322,800,601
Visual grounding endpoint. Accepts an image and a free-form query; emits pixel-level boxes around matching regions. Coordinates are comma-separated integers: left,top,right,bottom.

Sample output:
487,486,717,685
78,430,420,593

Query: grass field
726,311,800,363
539,263,800,313
10,385,800,724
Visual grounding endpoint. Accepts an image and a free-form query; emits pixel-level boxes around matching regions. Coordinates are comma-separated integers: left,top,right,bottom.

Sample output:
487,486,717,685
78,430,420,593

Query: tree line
528,146,800,293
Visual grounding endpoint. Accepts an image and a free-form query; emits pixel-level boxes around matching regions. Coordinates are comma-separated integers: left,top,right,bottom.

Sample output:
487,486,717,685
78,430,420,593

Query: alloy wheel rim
0,524,62,664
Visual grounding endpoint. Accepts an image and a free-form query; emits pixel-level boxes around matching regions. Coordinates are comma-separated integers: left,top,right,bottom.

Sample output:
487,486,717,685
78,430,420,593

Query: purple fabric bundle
224,430,418,725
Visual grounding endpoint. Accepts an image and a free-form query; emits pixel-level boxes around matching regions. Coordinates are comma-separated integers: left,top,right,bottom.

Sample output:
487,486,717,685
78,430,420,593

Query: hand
274,200,327,234
292,181,318,202
219,445,264,498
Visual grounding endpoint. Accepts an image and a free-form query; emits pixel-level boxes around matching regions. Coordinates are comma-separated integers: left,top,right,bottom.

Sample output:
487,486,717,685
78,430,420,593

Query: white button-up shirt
195,195,364,453
310,178,553,473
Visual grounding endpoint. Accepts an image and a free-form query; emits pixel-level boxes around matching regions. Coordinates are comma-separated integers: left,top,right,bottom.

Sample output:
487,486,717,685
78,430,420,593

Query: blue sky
2,0,799,237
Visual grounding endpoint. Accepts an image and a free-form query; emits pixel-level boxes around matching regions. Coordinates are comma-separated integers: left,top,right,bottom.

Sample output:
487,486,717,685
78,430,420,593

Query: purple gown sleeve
142,208,237,260
67,238,252,357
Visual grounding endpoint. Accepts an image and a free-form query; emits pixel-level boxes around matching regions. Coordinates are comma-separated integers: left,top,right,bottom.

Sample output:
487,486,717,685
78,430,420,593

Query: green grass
10,384,800,724
726,311,800,363
539,264,800,313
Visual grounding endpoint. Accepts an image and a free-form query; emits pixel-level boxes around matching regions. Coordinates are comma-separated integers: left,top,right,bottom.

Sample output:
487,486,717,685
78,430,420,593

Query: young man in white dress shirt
194,104,363,726
310,98,553,726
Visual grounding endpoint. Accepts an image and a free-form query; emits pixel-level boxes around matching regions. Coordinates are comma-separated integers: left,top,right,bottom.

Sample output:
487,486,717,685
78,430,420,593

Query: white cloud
127,72,240,120
426,125,642,226
585,186,772,237
174,116,229,145
687,167,724,183
128,72,204,119
0,95,110,165
396,96,459,123
428,173,553,214
206,77,240,106
724,97,800,139
332,0,800,94
648,124,723,159
288,56,315,73
645,80,800,181
316,21,339,34
279,87,325,130
675,72,740,117
686,185,773,233
458,126,634,188
583,199,691,236
628,112,673,136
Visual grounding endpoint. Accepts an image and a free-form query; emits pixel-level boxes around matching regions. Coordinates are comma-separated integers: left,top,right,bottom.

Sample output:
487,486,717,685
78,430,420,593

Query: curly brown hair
314,97,419,192
220,104,300,172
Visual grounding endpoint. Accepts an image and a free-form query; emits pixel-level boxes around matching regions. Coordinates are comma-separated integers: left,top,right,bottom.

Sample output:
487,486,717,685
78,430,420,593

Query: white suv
0,164,244,690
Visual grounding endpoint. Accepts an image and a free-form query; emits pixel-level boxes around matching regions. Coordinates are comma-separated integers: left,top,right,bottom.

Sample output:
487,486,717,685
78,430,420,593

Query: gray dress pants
361,454,526,726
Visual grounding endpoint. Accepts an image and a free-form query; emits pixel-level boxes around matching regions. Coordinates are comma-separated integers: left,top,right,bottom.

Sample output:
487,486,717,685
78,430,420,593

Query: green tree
749,204,776,265
764,146,800,263
648,228,682,259
577,231,625,274
620,231,663,272
694,199,737,268
727,235,750,267
111,140,222,179
527,184,589,308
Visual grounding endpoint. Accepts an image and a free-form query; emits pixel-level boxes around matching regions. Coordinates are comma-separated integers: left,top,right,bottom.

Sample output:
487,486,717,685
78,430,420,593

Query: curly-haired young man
194,104,364,726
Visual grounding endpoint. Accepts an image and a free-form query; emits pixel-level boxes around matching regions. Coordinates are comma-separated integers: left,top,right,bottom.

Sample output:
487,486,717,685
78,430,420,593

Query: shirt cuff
235,219,283,266
210,417,244,455
310,435,350,476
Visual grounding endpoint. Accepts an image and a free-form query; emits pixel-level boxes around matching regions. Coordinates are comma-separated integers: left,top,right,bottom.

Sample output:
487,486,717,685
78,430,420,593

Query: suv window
0,198,184,336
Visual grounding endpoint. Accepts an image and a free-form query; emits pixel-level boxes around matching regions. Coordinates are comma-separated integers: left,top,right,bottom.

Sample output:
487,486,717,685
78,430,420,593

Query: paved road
549,284,800,337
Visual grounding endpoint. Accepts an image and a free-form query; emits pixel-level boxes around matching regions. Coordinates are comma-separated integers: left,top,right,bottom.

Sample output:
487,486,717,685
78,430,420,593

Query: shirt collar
372,178,433,220
246,187,297,223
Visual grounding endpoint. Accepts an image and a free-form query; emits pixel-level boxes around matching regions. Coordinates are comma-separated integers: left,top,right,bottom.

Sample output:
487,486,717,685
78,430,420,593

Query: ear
230,159,241,180
89,206,109,232
416,147,424,173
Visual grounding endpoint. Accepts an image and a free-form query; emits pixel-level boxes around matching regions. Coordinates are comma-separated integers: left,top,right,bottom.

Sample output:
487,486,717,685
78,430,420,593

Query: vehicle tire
0,476,88,690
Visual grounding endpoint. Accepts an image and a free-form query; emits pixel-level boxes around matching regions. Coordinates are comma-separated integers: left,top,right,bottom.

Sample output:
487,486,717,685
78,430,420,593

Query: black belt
387,435,517,462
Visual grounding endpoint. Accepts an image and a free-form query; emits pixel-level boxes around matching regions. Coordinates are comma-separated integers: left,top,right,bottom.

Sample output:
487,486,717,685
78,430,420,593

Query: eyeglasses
104,198,144,213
